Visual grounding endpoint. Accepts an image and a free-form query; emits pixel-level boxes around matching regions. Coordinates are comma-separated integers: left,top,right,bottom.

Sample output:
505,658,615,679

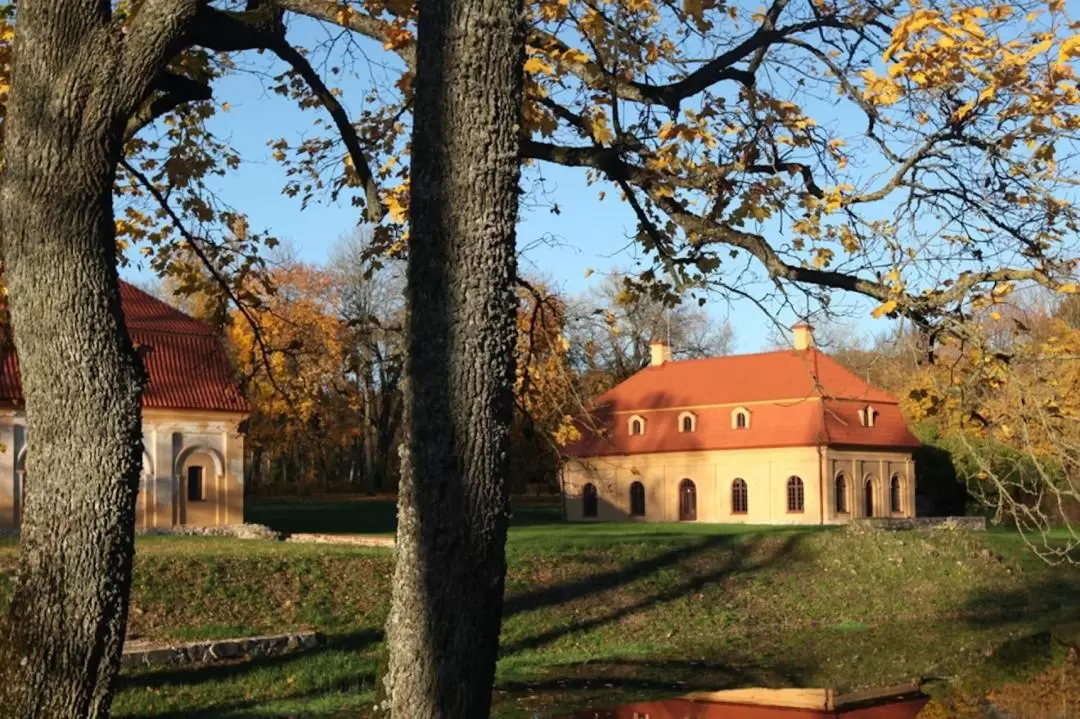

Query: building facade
0,282,249,530
562,324,920,524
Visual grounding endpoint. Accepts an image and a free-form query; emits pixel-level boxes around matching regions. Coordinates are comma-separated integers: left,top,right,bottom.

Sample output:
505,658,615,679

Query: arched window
890,475,902,514
732,478,748,514
582,483,598,518
835,473,848,514
679,411,696,433
864,476,875,517
859,406,878,427
787,476,804,513
628,415,646,436
731,407,751,430
630,481,646,517
678,479,697,521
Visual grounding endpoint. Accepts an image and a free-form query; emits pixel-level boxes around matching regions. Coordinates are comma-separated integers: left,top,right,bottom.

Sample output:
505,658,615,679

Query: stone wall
121,631,320,669
850,516,987,531
137,523,281,540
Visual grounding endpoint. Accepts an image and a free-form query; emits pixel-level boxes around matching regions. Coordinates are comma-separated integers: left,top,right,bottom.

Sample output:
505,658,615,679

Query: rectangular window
187,466,204,502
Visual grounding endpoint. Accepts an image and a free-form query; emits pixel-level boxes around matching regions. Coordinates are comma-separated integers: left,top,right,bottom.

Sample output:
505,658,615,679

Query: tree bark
382,0,525,716
0,3,195,716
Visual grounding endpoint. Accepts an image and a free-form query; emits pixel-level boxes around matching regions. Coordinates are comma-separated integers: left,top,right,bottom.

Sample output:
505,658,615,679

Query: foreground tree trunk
0,3,195,716
383,0,525,716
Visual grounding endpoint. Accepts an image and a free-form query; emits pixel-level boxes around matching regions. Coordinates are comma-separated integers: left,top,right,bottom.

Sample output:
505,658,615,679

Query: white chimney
649,340,672,366
792,322,815,351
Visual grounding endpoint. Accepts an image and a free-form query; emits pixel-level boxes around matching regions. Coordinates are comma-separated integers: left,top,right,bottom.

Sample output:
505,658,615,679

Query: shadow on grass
246,498,562,535
501,533,801,655
957,572,1080,688
116,628,382,718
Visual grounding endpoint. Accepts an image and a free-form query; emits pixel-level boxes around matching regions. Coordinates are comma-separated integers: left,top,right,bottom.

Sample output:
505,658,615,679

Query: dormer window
731,407,751,430
679,411,696,433
859,405,878,428
629,415,646,436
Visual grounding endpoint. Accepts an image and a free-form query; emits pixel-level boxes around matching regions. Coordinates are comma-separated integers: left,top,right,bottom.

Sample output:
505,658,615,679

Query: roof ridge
119,281,217,337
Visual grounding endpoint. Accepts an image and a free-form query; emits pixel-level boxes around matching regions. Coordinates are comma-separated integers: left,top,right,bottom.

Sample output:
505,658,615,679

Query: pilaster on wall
0,418,17,528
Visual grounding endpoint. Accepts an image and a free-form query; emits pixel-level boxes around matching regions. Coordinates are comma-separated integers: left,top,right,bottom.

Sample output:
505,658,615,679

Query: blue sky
120,11,933,353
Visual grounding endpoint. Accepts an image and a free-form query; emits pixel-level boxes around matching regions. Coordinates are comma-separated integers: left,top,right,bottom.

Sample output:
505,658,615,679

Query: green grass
2,500,1080,717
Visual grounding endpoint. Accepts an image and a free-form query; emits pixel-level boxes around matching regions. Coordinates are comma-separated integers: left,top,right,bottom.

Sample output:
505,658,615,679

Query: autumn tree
226,260,358,491
512,279,580,491
6,0,1080,715
0,2,385,716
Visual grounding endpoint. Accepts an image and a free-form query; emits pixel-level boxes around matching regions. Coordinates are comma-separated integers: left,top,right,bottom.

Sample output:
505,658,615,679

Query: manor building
561,324,920,524
0,282,249,530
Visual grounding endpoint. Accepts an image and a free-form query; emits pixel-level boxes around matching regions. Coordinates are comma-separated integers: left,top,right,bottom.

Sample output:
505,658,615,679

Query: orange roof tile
0,282,249,414
564,348,919,457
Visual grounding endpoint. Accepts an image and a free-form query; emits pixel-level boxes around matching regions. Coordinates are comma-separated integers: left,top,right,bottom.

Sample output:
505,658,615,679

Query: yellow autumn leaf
524,56,555,76
871,300,898,319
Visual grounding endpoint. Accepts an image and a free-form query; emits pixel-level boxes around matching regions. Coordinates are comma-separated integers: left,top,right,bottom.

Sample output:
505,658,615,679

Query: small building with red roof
0,282,250,530
561,324,920,524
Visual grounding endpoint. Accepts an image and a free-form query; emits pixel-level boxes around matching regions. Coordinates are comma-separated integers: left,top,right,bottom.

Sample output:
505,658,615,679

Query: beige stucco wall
0,407,246,531
562,445,915,524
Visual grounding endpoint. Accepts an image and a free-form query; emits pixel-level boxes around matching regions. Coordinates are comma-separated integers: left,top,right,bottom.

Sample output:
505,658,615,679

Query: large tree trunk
0,3,192,716
382,0,525,715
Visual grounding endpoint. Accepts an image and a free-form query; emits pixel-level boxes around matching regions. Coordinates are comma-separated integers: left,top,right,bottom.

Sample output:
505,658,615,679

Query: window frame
628,414,646,436
678,411,696,433
786,476,805,513
731,478,748,515
731,406,751,430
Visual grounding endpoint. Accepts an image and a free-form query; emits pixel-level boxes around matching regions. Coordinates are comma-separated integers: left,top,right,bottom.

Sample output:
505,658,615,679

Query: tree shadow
117,627,382,696
957,571,1080,686
503,532,746,617
501,534,800,656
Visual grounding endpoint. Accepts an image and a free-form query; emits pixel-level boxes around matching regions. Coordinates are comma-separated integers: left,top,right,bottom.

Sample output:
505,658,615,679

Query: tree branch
124,72,213,141
187,4,385,222
117,0,202,114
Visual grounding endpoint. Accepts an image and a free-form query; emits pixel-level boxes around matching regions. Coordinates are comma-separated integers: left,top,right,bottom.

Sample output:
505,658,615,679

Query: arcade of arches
0,409,247,531
563,447,915,524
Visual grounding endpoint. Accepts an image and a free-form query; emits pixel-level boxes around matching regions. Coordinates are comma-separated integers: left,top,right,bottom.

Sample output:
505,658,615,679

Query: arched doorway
629,481,645,517
864,476,875,518
890,474,902,514
176,446,226,526
678,479,697,521
835,473,848,514
582,483,598,518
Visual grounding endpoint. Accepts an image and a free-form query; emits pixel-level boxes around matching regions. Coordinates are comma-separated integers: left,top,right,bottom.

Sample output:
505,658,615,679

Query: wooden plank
683,687,830,710
833,681,922,709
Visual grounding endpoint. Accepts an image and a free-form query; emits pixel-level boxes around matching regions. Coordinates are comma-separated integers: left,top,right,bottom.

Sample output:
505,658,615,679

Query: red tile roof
564,348,919,457
0,282,249,414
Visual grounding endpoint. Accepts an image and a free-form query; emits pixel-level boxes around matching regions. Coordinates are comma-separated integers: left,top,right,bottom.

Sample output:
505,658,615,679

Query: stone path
122,630,320,670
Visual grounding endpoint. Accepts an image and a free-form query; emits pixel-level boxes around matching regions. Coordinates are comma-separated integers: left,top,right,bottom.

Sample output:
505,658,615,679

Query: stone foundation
850,516,987,531
137,523,282,540
121,630,320,670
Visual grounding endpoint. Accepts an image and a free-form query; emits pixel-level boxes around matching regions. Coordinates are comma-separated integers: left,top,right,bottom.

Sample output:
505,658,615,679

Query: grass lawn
2,499,1080,717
